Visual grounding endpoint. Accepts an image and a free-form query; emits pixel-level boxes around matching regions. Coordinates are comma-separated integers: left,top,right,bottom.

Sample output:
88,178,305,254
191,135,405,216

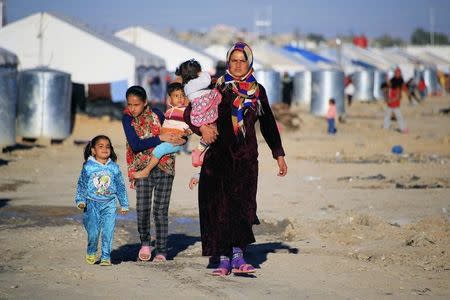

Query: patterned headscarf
216,42,260,137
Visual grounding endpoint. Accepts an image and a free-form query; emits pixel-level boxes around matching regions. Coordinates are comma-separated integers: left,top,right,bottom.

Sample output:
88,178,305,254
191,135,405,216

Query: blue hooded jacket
75,156,129,209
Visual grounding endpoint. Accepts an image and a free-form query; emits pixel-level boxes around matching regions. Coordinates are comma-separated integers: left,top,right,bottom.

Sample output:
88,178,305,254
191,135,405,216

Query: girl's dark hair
167,82,183,96
83,135,117,162
126,85,147,101
329,98,336,105
175,59,201,84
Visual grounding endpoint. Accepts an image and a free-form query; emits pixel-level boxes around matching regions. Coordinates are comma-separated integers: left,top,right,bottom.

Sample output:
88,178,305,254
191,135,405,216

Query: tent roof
251,43,317,73
0,12,165,84
115,26,216,72
0,47,18,67
46,12,165,68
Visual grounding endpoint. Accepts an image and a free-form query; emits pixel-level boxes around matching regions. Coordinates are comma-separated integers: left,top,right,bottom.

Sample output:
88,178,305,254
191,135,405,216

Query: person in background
384,68,408,134
418,76,427,100
326,98,337,134
344,76,355,107
281,72,294,107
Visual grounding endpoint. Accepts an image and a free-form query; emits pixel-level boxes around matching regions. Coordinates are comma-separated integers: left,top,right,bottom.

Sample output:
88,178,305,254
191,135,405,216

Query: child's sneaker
85,254,96,265
100,259,112,266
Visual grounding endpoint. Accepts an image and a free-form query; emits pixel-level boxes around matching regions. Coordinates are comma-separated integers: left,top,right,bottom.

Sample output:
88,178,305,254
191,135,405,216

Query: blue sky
5,0,450,39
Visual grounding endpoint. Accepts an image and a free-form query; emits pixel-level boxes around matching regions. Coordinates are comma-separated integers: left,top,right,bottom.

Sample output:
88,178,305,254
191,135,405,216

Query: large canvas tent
251,43,315,73
115,26,216,73
0,12,165,85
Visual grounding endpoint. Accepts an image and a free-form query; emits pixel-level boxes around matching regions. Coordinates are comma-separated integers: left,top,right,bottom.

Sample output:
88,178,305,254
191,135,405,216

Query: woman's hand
276,156,288,177
159,133,186,146
199,125,218,144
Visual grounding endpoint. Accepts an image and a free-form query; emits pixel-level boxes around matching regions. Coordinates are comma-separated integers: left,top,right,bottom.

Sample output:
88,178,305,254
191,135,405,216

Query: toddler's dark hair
83,135,117,163
126,85,147,101
329,98,336,105
175,59,201,84
167,82,184,97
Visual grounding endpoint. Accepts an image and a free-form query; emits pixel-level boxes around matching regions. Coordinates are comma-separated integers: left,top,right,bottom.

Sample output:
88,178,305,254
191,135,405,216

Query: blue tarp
283,45,335,64
350,59,376,69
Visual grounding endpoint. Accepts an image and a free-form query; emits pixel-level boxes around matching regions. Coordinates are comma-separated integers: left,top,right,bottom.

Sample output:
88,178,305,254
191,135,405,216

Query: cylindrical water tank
373,70,387,100
17,68,72,140
0,69,18,147
352,69,375,101
423,68,439,95
293,71,312,106
254,69,281,105
311,69,345,116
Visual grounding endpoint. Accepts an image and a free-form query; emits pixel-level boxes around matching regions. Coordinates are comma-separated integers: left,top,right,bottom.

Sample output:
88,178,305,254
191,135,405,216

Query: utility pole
429,7,435,46
0,0,6,28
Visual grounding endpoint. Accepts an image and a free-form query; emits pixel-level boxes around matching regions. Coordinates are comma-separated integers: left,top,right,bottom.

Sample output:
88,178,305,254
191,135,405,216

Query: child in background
326,98,337,135
75,135,129,266
132,82,190,179
177,59,222,167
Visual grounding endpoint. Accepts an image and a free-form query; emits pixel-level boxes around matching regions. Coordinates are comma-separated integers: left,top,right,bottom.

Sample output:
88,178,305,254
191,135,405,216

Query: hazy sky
5,0,450,39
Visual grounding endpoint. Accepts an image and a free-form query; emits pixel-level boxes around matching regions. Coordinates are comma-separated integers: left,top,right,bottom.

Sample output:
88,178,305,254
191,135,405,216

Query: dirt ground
1,95,449,299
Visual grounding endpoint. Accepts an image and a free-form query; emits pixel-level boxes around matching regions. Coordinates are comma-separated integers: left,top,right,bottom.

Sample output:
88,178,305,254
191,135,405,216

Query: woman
184,42,288,276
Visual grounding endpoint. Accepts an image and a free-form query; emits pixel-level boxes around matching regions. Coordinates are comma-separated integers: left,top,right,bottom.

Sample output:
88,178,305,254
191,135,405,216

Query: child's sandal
138,245,152,261
153,254,166,262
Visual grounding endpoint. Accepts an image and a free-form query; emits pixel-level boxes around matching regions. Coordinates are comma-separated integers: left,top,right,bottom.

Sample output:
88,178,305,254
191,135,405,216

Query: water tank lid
21,67,71,76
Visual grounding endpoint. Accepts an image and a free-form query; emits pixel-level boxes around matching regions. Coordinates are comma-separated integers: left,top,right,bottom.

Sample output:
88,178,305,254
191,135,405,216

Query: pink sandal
153,254,166,262
138,246,152,261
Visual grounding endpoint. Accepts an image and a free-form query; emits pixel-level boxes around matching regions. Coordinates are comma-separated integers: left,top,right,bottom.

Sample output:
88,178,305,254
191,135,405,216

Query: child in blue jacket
75,135,129,266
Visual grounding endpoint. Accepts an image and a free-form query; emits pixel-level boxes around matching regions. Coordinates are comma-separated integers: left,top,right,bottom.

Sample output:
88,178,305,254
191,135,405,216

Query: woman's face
229,50,249,78
127,94,146,117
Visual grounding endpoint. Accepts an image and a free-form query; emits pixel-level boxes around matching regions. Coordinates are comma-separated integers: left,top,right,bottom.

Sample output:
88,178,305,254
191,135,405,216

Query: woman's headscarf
216,42,261,137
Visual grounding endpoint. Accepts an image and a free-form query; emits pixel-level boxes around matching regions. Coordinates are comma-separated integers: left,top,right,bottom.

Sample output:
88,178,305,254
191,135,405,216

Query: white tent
0,12,165,85
407,46,450,62
115,26,216,73
251,42,315,73
405,48,450,73
0,47,18,68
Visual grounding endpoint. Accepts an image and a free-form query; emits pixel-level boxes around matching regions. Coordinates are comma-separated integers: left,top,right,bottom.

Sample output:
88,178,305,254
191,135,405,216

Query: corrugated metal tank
17,68,72,140
293,71,312,106
423,68,439,95
352,69,375,101
254,69,281,105
373,70,387,100
311,69,345,116
0,69,18,147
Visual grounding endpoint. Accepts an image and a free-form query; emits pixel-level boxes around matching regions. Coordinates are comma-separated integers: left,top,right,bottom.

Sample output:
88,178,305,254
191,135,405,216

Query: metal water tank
311,69,345,116
352,69,375,101
293,71,312,106
0,69,18,147
17,68,72,140
373,70,387,100
423,68,439,95
254,69,281,105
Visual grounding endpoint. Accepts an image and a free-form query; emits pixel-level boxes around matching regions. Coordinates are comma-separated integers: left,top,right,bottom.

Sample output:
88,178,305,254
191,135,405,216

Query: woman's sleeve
114,165,129,210
258,85,285,159
75,166,88,205
183,103,202,136
122,114,162,152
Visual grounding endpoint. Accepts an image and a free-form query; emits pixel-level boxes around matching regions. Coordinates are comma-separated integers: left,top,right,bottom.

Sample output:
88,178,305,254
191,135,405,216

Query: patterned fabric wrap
190,89,222,127
124,106,175,180
216,42,260,136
